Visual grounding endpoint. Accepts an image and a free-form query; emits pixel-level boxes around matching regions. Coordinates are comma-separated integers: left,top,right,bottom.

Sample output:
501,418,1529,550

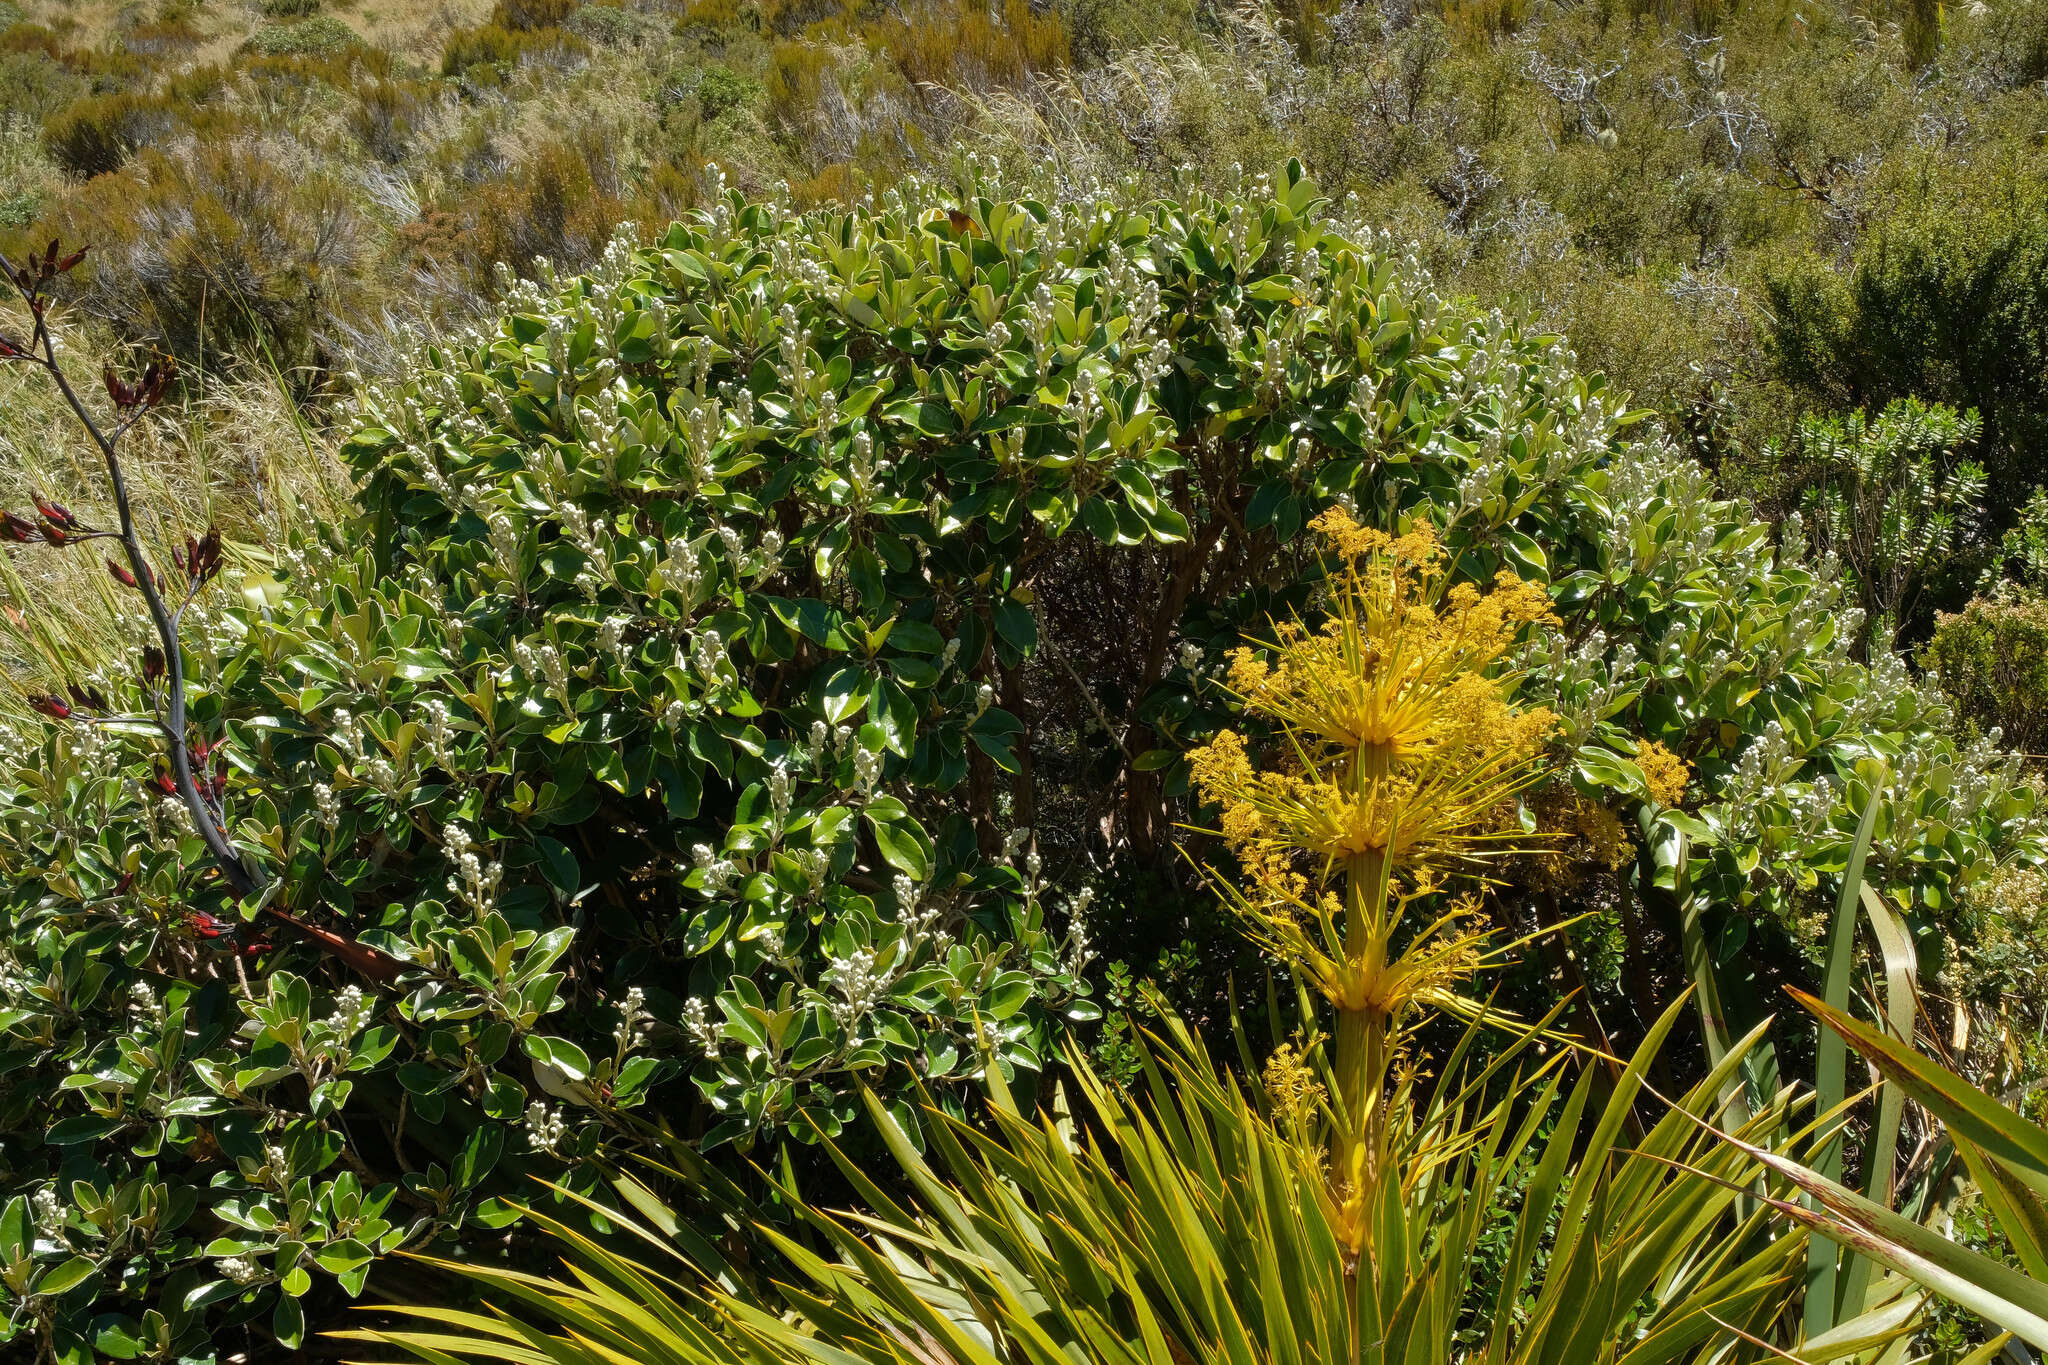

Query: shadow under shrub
42,90,183,180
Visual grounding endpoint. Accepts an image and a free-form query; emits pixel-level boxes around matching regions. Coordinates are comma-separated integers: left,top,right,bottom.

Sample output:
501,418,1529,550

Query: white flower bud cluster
32,1188,66,1240
597,617,633,671
158,794,197,837
129,979,165,1027
974,682,995,719
776,304,815,397
768,763,794,829
418,697,456,770
690,629,731,692
1065,885,1097,974
851,744,883,794
1523,628,1640,746
219,1255,264,1286
615,987,647,1052
324,985,371,1036
1214,300,1246,353
63,721,111,776
846,430,880,515
488,511,524,589
513,639,573,710
890,874,952,956
359,755,403,799
524,1100,567,1155
1029,280,1060,356
663,534,705,603
692,841,741,894
681,393,723,487
573,384,628,484
329,709,366,764
791,845,831,891
1219,200,1257,273
718,379,757,433
748,528,784,582
681,997,721,1060
1720,722,1803,850
312,782,341,832
824,946,883,1031
556,504,610,599
443,823,503,918
1064,370,1102,446
1794,777,1835,840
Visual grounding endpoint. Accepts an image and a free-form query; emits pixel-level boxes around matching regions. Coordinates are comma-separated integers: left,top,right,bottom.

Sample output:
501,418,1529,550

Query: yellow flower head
1194,509,1557,886
1191,508,1570,1262
1264,1039,1330,1140
1637,739,1691,808
1189,508,1560,1027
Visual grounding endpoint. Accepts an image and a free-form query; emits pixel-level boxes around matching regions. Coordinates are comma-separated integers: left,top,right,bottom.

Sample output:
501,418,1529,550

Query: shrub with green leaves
1775,398,1987,638
1,163,2040,1362
241,16,361,60
1764,174,2048,517
1926,587,2048,758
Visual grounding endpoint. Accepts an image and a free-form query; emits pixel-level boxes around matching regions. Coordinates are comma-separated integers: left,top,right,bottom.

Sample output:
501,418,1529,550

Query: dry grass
345,0,497,62
11,0,498,68
0,302,354,715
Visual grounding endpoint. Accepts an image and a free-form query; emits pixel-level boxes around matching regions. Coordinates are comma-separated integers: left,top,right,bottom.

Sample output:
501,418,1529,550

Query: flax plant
1188,507,1558,1258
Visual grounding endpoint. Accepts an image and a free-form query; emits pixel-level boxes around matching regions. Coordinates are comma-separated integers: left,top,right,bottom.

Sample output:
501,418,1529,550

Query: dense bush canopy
1,165,2041,1362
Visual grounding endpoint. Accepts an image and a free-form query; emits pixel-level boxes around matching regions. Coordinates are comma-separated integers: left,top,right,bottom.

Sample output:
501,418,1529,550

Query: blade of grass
1806,762,1885,1337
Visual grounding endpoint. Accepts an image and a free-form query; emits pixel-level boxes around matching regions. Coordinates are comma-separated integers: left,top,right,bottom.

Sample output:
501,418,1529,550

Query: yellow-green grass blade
1715,1127,2048,1350
1807,765,1885,1339
1837,883,1919,1321
1793,989,2048,1199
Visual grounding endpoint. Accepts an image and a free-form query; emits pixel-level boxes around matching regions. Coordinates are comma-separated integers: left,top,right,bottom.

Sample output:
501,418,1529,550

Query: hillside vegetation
4,0,2048,1362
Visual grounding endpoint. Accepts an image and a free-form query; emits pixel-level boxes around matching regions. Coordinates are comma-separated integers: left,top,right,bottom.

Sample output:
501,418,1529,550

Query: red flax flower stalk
0,240,399,981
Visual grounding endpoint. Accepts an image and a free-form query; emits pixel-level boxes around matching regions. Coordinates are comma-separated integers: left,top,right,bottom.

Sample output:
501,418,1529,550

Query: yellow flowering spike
1263,1039,1329,1141
1192,509,1557,904
1189,507,1563,1245
1224,512,1555,788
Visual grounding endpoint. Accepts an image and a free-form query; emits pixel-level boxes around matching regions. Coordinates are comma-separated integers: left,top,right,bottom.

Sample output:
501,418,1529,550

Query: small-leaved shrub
242,15,361,59
1926,588,2048,758
42,91,182,179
